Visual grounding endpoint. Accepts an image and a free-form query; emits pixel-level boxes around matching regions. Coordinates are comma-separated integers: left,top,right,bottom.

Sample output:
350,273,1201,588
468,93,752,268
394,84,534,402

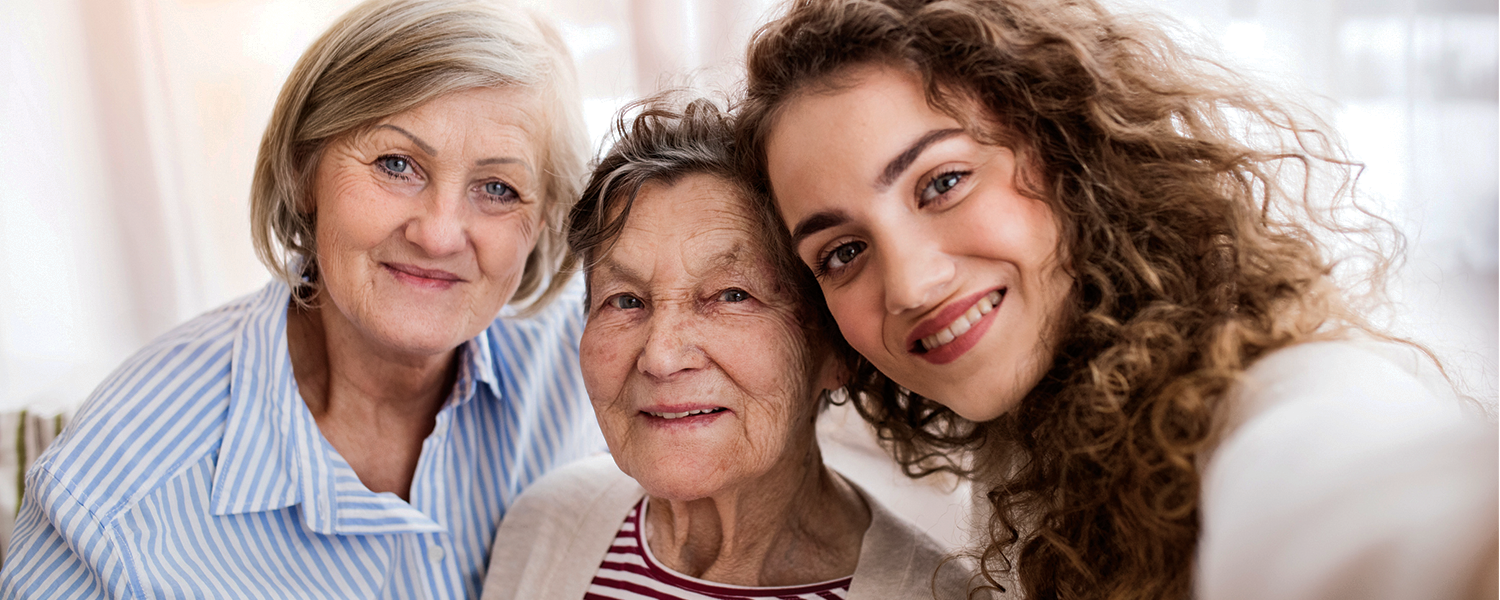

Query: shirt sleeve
1196,343,1498,600
0,467,134,599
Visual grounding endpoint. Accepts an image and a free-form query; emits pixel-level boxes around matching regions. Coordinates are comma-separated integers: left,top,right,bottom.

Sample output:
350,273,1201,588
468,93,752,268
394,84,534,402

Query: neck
644,444,871,587
286,295,455,498
292,297,457,411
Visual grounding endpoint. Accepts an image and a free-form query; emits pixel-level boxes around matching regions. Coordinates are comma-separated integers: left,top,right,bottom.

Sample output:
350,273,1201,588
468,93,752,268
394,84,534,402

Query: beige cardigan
482,454,993,599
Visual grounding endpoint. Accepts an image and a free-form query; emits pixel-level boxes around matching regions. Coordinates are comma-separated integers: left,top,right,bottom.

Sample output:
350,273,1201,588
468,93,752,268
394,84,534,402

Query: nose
403,187,467,257
635,306,707,380
881,239,954,315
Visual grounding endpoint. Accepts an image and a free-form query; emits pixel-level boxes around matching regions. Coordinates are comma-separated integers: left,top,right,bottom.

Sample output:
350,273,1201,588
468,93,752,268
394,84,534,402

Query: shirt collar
211,280,300,519
465,324,504,403
209,279,494,535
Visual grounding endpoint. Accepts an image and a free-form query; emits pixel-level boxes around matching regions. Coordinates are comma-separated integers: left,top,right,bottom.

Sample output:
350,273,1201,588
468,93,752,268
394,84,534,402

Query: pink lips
384,262,463,290
904,288,1004,365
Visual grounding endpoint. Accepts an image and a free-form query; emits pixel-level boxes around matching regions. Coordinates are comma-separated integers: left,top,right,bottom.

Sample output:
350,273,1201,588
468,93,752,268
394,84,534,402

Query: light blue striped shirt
0,278,604,599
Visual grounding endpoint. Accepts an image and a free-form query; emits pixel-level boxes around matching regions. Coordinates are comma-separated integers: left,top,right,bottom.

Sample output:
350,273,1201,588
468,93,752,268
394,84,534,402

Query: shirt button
428,543,445,563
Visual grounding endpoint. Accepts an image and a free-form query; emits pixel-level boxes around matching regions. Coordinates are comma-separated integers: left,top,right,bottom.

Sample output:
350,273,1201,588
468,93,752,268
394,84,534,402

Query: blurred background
1,0,1495,548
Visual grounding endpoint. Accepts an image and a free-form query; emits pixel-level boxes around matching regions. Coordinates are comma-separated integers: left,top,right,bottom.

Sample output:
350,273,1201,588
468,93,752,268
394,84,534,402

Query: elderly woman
480,97,985,600
0,0,601,597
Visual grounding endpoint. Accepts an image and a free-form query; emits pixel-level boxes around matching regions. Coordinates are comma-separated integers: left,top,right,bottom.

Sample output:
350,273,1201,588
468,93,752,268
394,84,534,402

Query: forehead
374,87,546,154
767,66,960,186
599,174,769,277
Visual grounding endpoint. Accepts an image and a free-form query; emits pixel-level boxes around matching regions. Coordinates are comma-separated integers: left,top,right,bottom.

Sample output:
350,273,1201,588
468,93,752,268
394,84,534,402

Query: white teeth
935,328,956,345
920,290,1003,351
647,408,721,420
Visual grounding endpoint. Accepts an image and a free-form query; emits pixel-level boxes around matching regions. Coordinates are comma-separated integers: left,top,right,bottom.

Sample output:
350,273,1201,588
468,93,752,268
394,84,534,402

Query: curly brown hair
737,0,1401,597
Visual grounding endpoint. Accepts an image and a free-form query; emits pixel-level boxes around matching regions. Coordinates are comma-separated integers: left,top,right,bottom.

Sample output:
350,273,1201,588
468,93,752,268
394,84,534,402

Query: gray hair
250,0,588,313
566,92,852,403
567,93,832,328
567,94,746,275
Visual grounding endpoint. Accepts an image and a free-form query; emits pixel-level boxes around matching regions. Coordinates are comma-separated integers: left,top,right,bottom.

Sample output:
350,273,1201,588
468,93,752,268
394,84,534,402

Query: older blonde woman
481,97,989,600
0,0,601,597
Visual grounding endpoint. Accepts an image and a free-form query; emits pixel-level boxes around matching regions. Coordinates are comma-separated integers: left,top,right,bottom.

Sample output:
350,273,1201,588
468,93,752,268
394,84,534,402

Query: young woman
737,0,1497,598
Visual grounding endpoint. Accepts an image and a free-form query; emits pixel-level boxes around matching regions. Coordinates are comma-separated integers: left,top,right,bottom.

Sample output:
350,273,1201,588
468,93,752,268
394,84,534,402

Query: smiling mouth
912,289,1004,354
644,407,727,420
384,262,462,282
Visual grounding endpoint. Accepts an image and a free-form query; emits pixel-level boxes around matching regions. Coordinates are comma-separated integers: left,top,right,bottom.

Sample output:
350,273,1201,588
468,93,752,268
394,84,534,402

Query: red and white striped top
584,499,854,600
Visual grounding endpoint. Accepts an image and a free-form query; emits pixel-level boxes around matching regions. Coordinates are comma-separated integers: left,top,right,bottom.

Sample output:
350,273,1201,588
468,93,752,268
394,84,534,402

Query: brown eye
933,172,960,194
919,171,967,204
828,241,866,270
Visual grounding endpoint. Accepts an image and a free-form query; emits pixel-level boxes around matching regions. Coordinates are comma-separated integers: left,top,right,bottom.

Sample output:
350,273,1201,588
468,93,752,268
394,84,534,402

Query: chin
639,479,721,502
371,315,473,356
937,370,1041,423
946,394,1017,422
622,456,732,502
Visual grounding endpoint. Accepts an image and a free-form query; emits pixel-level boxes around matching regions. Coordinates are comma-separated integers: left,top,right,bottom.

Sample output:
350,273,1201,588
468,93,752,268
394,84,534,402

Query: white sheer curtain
2,0,1493,413
1136,0,1499,407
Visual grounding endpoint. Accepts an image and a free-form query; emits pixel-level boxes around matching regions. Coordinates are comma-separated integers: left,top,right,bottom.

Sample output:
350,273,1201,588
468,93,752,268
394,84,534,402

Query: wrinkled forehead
614,176,769,271
580,175,761,284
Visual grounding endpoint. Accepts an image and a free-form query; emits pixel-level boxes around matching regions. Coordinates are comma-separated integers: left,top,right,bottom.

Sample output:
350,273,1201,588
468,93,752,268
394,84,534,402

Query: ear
813,352,851,394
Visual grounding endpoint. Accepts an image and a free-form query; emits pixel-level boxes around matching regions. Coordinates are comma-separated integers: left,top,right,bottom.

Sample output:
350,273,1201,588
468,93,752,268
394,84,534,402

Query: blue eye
608,294,643,310
480,181,519,204
718,289,749,303
376,155,412,178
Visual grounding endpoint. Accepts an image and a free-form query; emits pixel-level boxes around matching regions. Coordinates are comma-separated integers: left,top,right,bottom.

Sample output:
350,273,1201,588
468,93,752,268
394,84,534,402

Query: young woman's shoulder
1199,340,1497,600
1225,340,1468,429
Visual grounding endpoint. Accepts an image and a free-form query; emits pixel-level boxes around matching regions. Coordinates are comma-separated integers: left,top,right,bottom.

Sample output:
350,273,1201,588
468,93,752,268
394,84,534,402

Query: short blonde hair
251,0,587,313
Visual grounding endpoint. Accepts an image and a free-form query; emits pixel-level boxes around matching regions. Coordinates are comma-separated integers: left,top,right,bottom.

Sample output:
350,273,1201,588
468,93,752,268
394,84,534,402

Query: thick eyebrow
477,157,534,175
790,210,850,248
375,124,437,156
876,128,965,188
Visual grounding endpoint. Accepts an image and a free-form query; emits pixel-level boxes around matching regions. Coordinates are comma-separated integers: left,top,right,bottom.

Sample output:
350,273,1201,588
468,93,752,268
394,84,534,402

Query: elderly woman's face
580,174,840,501
311,86,546,357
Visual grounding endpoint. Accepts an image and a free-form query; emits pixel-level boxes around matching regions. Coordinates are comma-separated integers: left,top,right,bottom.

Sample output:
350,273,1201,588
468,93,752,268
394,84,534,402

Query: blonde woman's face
310,86,546,359
765,65,1073,421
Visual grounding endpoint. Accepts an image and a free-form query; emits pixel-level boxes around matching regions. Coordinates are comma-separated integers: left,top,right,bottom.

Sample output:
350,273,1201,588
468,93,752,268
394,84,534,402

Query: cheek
579,323,631,404
823,282,886,357
721,316,820,437
475,213,542,288
580,325,639,454
314,203,409,282
316,159,395,231
1035,265,1076,342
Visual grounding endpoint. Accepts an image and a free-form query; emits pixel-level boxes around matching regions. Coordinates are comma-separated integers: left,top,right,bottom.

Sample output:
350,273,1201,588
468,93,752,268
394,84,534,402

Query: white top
482,454,998,600
1197,341,1497,599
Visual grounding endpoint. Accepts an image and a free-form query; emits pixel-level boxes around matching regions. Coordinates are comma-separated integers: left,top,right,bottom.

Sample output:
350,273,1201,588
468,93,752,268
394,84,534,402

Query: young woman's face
765,64,1073,421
